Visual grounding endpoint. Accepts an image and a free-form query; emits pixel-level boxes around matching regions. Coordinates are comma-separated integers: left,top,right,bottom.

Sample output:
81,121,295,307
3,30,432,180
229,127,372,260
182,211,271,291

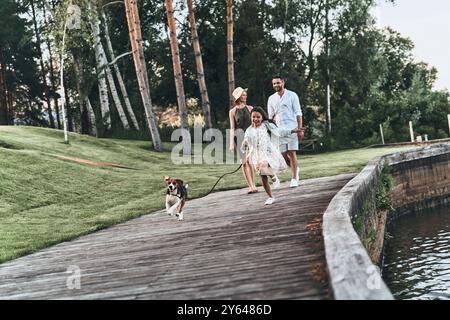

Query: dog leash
164,155,246,199
203,162,244,197
203,146,249,197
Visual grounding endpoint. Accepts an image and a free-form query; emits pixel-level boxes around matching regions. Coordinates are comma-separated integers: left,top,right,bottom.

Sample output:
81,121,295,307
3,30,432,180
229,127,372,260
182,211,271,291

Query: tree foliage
1,0,449,148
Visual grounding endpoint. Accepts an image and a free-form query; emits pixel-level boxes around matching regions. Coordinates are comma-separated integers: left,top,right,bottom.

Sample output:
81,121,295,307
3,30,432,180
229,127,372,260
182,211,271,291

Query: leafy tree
0,0,43,126
3,0,449,149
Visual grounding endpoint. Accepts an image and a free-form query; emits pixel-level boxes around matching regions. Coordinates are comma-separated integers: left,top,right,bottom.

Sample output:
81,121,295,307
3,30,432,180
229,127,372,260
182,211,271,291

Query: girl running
242,107,302,205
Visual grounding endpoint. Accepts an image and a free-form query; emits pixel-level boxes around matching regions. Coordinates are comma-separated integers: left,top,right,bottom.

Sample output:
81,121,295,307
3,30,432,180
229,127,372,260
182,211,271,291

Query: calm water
382,206,450,300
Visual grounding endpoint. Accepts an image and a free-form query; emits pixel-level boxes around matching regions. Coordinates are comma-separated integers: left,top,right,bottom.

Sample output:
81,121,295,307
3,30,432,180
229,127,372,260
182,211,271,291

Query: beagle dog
164,176,188,221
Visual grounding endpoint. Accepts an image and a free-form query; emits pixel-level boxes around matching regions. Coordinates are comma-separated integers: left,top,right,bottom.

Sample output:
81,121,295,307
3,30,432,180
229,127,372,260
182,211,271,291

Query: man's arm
267,96,275,120
297,115,304,143
292,93,304,142
292,92,302,118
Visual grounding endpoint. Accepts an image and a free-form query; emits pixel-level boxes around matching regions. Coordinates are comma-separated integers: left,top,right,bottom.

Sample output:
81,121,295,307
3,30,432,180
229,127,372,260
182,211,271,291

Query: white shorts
279,133,299,153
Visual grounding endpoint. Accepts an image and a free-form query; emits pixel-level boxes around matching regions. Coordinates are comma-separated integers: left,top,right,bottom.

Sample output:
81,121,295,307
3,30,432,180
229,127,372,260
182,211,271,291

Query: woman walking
242,107,301,205
229,87,257,194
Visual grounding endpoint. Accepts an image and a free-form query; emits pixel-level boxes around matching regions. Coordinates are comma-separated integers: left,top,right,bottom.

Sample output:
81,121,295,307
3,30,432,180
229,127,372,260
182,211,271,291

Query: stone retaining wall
387,146,450,218
323,143,450,300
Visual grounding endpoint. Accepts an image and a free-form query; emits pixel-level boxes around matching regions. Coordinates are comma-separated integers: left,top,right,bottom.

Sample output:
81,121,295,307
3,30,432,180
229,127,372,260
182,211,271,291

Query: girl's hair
251,106,276,125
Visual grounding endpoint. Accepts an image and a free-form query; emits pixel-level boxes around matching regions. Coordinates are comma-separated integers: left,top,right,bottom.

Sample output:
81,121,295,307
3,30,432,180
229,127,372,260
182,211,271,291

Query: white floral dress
242,121,291,174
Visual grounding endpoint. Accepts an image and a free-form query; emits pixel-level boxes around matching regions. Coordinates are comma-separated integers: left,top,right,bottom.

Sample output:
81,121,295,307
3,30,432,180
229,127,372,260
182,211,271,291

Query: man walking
267,76,304,187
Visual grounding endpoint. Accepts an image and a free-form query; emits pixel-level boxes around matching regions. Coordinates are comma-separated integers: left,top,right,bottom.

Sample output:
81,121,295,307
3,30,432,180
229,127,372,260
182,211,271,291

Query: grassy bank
0,126,419,263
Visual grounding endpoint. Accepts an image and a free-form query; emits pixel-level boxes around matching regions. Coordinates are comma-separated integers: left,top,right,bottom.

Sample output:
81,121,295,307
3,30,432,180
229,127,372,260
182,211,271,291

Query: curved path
0,174,355,300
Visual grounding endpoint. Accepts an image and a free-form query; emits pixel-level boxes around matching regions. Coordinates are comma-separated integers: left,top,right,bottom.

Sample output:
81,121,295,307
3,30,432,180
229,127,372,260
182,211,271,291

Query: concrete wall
322,143,450,300
387,146,450,218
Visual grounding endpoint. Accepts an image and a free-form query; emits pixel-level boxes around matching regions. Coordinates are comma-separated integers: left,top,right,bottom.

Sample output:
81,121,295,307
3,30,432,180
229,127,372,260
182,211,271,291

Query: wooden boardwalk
0,174,355,300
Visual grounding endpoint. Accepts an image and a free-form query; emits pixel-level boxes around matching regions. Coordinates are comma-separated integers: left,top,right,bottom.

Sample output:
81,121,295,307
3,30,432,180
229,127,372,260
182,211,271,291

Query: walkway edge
323,157,394,300
323,143,450,300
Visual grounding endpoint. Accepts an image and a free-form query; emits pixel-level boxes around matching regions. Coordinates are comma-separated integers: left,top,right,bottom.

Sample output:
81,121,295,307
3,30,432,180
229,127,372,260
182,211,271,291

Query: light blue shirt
267,89,302,130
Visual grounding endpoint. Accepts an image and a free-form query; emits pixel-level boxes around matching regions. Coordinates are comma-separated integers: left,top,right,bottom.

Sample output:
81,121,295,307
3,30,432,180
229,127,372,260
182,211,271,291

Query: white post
325,0,331,134
379,124,385,145
409,121,414,143
327,85,331,133
448,114,450,136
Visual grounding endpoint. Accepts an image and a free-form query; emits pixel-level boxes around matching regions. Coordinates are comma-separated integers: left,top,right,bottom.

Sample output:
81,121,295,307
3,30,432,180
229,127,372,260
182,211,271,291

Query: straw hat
232,87,248,101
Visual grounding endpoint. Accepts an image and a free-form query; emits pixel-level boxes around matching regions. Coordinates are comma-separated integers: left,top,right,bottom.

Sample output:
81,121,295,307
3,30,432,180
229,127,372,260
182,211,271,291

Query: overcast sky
374,0,450,91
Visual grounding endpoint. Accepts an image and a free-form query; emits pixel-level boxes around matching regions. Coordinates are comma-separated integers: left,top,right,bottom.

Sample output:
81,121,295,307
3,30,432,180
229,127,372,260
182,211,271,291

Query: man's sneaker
290,179,299,188
296,167,300,181
272,176,281,189
264,197,275,205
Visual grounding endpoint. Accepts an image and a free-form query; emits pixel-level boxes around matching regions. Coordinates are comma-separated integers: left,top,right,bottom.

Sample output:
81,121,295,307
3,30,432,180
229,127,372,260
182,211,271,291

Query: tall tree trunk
73,54,91,135
1,53,14,125
226,0,235,109
7,90,13,125
303,2,324,91
30,0,55,128
97,69,111,131
79,95,90,135
64,73,74,132
87,2,111,131
101,9,140,131
187,0,212,129
89,4,130,130
47,49,61,129
165,0,191,155
0,51,7,125
86,97,97,137
104,56,130,130
259,0,267,104
282,0,288,68
124,0,162,151
42,1,61,129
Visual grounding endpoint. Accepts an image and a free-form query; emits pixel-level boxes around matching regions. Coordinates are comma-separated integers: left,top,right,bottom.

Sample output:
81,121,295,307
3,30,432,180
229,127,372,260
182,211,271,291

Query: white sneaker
290,179,299,188
264,197,275,205
296,167,300,181
272,176,281,189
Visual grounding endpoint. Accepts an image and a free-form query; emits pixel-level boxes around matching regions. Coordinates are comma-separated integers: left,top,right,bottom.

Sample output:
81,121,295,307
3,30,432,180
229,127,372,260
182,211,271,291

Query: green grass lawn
0,126,419,263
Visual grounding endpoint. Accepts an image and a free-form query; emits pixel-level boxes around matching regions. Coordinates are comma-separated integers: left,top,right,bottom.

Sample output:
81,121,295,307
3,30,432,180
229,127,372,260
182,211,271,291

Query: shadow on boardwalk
0,173,355,300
